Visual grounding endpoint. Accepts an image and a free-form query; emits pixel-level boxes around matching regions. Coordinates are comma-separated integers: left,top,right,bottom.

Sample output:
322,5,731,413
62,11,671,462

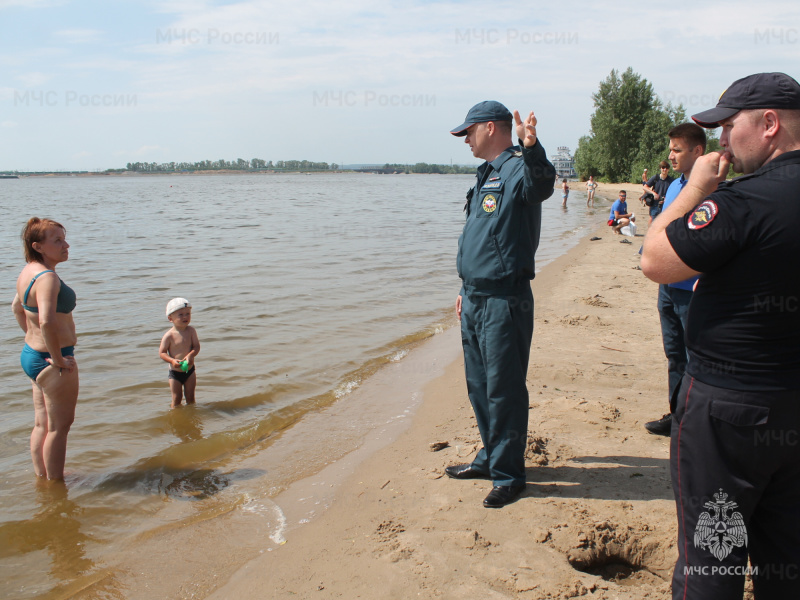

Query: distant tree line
120,160,476,175
124,159,339,172
381,163,476,174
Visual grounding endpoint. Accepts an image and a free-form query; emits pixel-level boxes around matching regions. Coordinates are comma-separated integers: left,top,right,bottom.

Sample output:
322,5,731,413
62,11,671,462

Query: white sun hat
166,297,191,318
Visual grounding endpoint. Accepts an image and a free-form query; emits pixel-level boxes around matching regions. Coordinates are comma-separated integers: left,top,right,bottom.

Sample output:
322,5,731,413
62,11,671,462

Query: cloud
131,145,167,157
4,0,800,171
0,0,65,8
54,29,104,44
16,71,51,87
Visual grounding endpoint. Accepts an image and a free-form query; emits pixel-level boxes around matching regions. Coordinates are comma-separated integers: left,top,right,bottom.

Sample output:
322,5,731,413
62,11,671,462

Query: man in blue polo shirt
644,123,706,436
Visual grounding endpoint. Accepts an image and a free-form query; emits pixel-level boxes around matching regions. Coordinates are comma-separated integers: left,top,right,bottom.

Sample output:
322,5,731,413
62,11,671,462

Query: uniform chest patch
688,200,718,230
482,180,502,190
482,194,497,213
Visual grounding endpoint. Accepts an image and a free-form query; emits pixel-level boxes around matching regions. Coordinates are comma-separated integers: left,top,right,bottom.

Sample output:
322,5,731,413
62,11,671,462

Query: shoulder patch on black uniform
513,151,523,157
687,200,718,230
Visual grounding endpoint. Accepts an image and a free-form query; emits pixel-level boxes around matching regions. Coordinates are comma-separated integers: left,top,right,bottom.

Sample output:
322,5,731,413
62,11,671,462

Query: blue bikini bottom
20,344,75,382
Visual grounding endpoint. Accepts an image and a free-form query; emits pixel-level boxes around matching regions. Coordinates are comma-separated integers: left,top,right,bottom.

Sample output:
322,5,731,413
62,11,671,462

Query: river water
0,172,599,599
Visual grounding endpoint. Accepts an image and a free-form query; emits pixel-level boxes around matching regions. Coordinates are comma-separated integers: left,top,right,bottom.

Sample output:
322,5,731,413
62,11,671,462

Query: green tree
573,135,601,180
575,67,686,182
629,100,686,182
706,129,721,154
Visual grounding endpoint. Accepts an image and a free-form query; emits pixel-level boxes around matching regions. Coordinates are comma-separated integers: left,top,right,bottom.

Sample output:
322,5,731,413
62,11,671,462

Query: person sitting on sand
159,298,200,408
607,190,634,234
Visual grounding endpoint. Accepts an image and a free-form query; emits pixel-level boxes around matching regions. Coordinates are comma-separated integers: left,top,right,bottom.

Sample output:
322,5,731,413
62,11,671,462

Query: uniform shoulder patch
513,151,523,157
687,200,719,230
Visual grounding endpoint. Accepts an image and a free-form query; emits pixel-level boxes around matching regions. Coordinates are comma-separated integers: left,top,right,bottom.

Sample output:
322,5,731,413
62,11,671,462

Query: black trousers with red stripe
671,375,800,599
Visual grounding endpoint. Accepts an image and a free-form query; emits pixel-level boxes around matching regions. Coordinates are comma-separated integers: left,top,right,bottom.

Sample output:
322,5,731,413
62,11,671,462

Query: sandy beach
197,183,686,600
38,182,685,600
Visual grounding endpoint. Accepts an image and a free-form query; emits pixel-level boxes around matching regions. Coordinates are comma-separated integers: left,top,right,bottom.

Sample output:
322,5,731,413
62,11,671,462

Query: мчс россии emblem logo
694,488,748,561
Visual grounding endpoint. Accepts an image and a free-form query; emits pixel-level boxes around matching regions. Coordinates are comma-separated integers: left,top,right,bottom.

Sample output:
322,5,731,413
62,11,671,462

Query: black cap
692,72,800,128
450,100,512,136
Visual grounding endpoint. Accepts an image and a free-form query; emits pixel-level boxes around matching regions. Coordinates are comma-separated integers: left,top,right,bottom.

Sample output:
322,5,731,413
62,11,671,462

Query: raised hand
514,110,538,148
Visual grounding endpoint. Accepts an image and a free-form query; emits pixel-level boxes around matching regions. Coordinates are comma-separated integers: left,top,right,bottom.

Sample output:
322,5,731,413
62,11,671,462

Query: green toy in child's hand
179,359,189,372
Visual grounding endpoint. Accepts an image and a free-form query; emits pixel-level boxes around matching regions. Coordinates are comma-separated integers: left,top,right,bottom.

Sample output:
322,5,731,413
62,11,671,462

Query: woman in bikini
12,218,78,481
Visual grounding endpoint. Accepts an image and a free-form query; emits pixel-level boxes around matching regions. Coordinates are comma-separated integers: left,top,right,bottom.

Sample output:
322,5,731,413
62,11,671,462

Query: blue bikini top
21,270,77,314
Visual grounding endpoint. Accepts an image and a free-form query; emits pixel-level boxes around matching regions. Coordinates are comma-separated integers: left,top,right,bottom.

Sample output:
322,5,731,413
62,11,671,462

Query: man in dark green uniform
446,101,555,508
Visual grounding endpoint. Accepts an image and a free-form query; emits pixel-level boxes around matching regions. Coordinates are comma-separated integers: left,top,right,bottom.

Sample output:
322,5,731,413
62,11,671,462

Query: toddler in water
159,298,200,408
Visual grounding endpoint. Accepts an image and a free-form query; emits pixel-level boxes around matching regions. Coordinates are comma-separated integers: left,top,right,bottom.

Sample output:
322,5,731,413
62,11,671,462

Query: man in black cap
642,72,800,599
445,101,555,508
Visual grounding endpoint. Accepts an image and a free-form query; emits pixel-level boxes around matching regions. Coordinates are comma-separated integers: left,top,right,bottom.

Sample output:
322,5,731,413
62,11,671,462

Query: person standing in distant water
561,178,569,206
12,218,78,481
445,100,555,509
586,175,597,207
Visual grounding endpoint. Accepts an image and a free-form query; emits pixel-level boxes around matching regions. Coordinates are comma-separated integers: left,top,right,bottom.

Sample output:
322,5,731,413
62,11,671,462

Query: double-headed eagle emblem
694,489,748,561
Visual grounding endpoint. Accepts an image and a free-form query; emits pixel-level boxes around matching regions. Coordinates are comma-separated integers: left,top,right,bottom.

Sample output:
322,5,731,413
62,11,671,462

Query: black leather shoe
444,463,490,480
645,413,672,436
483,485,526,508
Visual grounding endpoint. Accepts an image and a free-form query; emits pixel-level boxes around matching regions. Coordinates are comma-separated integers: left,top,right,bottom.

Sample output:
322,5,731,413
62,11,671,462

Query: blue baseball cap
692,72,800,128
450,100,513,136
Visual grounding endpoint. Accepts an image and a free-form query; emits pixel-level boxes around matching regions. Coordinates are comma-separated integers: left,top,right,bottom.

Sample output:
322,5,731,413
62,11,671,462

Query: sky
1,0,799,171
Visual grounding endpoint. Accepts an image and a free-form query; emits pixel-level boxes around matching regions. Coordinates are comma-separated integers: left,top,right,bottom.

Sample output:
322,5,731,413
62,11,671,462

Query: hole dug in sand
566,520,668,588
570,553,641,585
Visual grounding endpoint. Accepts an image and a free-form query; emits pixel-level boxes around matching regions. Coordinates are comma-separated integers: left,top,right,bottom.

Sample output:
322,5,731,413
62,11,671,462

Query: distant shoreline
3,169,481,178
